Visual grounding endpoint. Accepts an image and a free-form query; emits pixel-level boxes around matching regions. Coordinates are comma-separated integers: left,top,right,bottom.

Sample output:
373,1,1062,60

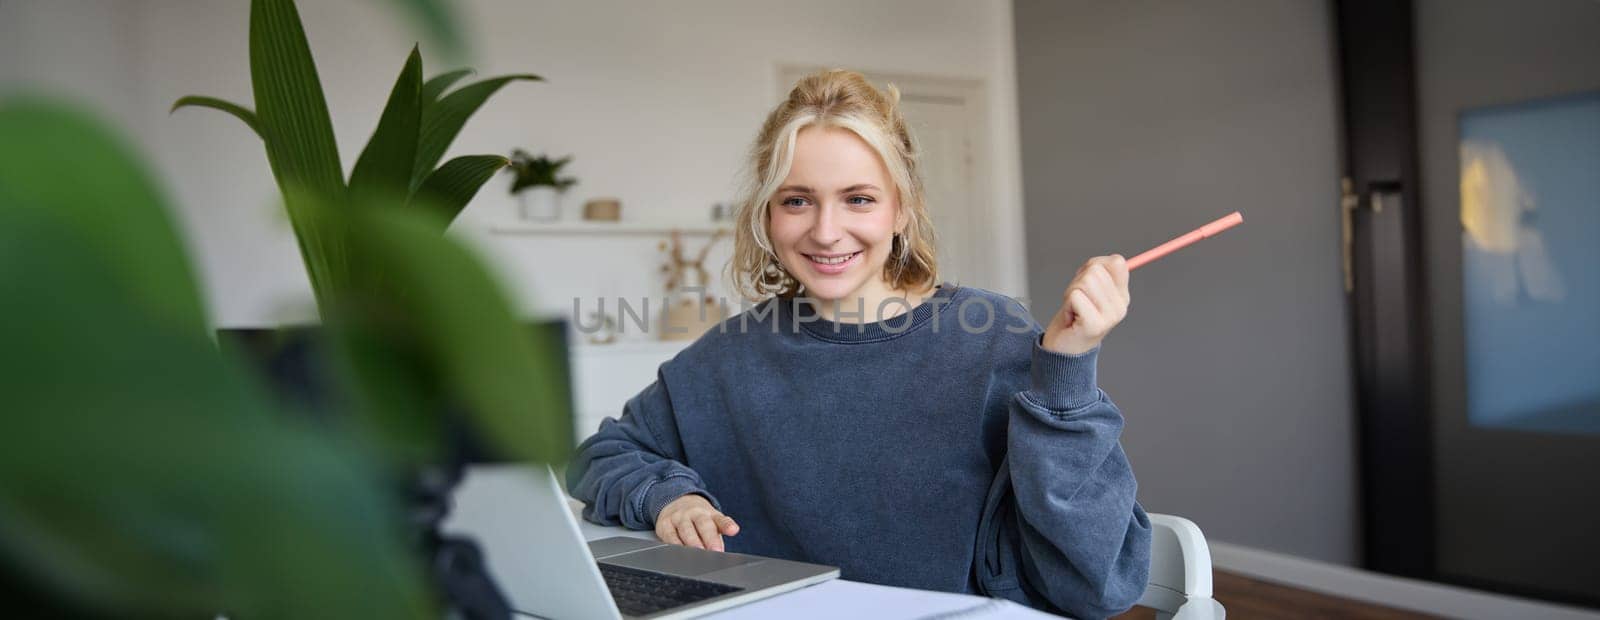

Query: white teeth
808,252,857,265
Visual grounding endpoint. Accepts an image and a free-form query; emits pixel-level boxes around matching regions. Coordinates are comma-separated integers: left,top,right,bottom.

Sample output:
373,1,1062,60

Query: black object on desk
217,321,574,620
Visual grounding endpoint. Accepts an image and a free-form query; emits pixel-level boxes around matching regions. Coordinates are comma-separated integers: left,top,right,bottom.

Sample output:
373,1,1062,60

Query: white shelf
491,220,731,236
571,338,696,355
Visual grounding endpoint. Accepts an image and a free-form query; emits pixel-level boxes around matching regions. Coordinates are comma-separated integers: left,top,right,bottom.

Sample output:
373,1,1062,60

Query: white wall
1,0,1026,330
0,1,143,133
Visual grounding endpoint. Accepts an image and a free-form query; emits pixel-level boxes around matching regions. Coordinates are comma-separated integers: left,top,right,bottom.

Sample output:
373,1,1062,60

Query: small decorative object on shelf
658,229,728,341
583,197,621,221
583,310,619,345
507,149,577,221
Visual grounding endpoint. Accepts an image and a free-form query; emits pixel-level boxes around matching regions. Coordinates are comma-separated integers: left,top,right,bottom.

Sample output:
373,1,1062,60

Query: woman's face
768,125,904,306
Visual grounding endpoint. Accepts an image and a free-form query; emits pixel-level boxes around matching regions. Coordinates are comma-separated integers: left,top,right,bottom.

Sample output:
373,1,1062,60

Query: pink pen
1126,211,1244,271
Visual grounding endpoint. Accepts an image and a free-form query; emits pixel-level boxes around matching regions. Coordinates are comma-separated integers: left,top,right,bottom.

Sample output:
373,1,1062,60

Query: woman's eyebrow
776,183,882,194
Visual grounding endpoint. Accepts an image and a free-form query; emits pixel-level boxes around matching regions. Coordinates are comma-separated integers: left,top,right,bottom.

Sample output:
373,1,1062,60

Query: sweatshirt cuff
642,475,717,524
1028,336,1102,411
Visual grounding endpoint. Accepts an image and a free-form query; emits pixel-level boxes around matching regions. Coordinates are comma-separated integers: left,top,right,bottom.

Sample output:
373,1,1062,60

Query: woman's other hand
1042,255,1131,356
656,494,740,552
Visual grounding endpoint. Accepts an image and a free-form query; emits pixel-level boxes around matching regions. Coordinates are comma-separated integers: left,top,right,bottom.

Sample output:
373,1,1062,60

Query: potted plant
507,149,577,221
159,0,571,617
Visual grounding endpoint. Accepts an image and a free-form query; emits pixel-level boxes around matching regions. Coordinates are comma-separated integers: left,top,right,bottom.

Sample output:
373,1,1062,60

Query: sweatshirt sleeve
565,366,721,531
974,336,1152,619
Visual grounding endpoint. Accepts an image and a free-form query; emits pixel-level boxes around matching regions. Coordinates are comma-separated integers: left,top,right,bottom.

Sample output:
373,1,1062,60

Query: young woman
568,69,1150,618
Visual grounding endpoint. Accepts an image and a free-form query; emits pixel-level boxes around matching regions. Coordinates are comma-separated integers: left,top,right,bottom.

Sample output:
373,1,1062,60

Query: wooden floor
1113,570,1440,619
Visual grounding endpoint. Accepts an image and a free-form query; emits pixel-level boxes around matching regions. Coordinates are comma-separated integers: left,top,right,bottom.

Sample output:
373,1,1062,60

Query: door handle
1341,177,1404,293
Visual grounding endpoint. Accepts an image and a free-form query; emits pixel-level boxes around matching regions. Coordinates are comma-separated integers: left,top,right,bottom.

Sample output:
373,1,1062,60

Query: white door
899,93,980,286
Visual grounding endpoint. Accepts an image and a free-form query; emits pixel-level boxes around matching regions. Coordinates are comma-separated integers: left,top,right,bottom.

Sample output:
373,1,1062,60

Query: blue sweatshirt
566,283,1151,618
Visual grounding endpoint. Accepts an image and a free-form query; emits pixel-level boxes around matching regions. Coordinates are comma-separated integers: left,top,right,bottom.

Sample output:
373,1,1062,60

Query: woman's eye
780,196,810,208
847,195,875,207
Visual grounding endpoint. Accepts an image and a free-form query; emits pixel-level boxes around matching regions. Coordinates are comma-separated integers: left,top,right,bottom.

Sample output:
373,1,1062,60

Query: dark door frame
1330,0,1435,580
1334,1,1600,609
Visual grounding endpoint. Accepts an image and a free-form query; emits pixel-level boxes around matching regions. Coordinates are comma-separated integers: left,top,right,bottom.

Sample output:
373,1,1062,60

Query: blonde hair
727,68,938,301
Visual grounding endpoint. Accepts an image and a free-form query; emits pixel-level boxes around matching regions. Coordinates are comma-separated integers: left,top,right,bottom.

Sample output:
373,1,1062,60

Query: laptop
443,464,840,619
217,323,837,617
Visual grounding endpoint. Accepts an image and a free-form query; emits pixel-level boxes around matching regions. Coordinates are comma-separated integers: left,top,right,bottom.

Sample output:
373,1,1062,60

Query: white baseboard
1208,541,1599,620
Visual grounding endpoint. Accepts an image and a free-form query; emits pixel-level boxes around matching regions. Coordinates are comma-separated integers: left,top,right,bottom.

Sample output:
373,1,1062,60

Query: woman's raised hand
1042,255,1131,356
656,494,740,552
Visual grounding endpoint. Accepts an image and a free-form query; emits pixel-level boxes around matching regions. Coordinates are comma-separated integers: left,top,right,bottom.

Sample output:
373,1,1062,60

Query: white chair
1138,514,1226,619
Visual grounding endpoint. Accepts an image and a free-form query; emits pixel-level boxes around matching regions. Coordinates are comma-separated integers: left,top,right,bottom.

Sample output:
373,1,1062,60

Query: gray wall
1013,1,1358,564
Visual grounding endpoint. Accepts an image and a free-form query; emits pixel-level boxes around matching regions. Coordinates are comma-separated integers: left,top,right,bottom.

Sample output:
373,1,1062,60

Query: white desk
567,500,1058,620
450,465,1068,618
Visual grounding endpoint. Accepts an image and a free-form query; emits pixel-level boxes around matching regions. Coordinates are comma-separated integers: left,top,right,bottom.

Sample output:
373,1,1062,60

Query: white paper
703,579,1062,620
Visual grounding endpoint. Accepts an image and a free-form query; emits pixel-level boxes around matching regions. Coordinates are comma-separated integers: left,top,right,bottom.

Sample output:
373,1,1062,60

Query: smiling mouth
805,251,861,265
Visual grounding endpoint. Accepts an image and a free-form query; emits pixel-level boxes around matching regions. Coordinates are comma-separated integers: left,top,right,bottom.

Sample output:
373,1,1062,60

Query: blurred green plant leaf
385,0,468,62
250,0,345,201
328,309,451,464
300,192,573,464
0,98,209,334
0,100,431,618
350,46,425,202
421,68,474,104
412,74,541,192
250,0,351,306
169,96,262,137
413,154,508,223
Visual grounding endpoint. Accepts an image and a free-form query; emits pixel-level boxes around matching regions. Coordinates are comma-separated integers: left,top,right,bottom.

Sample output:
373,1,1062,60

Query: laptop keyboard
598,562,745,617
